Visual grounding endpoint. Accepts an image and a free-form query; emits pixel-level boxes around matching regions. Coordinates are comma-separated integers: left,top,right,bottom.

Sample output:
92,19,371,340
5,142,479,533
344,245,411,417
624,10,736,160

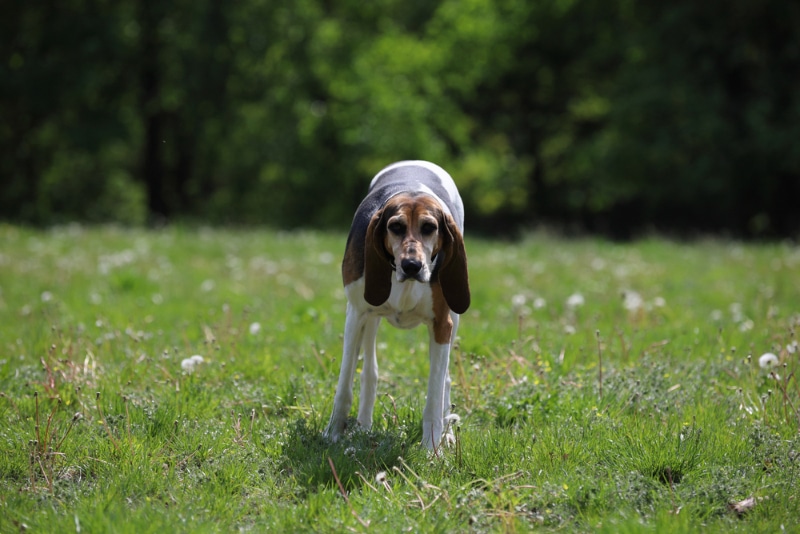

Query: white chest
346,277,434,329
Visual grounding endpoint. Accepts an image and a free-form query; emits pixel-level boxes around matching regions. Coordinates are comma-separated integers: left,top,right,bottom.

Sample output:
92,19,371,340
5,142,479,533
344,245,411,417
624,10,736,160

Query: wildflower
375,471,387,484
653,296,666,308
511,294,526,308
622,290,643,311
758,353,779,369
249,322,262,335
533,297,546,309
41,291,53,302
181,354,205,373
566,293,584,308
200,279,215,292
444,414,461,425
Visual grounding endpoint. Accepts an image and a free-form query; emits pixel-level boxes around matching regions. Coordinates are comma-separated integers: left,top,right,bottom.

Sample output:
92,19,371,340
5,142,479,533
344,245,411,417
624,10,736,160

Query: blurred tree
2,0,799,236
1,0,144,224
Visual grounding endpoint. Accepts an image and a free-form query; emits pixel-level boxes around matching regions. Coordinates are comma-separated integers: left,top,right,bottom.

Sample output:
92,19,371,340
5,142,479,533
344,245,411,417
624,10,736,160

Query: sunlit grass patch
1,226,799,532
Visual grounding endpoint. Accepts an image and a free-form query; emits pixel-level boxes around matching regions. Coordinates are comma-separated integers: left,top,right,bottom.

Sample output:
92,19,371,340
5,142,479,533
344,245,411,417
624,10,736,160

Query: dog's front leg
421,338,451,450
324,303,366,442
357,316,381,429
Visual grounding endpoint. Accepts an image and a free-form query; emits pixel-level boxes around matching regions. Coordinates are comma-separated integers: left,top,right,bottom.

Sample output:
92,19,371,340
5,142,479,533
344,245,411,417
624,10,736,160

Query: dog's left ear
438,213,470,314
363,208,393,307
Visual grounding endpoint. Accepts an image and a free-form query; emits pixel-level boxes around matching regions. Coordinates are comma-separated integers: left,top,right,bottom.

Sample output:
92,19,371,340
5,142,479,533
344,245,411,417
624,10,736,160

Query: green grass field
1,224,798,533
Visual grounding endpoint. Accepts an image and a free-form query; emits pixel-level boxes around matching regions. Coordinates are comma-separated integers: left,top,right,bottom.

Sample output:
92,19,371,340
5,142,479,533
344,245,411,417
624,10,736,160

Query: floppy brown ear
363,209,393,307
438,214,470,314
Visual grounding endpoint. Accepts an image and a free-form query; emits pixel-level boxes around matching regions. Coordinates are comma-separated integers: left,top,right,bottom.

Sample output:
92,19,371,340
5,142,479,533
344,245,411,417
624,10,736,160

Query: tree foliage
2,0,799,236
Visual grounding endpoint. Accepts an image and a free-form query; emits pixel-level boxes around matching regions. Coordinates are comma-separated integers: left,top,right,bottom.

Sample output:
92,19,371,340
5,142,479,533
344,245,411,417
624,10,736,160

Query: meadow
1,224,798,533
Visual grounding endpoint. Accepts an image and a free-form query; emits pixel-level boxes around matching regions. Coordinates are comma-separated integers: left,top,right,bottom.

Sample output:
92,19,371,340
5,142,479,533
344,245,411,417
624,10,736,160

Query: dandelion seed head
249,322,262,335
739,319,754,332
375,471,387,483
623,290,644,311
566,293,584,308
444,414,461,425
758,353,779,369
181,354,205,372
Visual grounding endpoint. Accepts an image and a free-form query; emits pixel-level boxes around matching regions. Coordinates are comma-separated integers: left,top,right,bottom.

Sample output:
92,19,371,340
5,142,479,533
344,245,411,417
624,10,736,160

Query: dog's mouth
397,271,427,283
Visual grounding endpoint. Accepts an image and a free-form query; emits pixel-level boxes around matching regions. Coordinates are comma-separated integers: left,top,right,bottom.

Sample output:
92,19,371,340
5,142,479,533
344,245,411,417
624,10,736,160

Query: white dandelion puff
758,353,779,369
444,413,461,425
511,294,527,308
566,293,584,308
623,290,644,311
200,279,215,292
249,322,262,335
181,354,205,373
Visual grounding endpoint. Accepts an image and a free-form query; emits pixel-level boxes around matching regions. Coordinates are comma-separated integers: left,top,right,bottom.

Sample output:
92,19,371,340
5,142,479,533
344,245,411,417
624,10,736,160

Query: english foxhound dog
324,160,470,450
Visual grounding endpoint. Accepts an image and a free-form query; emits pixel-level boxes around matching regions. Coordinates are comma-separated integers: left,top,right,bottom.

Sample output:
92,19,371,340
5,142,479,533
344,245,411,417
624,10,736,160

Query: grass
1,223,799,532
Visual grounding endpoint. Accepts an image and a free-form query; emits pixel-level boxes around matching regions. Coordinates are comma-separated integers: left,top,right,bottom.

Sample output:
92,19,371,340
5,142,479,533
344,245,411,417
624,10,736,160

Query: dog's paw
323,420,344,443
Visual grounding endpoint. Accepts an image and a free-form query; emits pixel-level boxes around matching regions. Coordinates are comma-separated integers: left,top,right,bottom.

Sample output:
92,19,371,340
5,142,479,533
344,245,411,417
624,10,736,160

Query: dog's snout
401,258,422,276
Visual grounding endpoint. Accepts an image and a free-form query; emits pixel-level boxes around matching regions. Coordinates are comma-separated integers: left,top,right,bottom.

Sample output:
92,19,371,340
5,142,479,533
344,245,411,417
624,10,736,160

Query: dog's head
364,193,470,314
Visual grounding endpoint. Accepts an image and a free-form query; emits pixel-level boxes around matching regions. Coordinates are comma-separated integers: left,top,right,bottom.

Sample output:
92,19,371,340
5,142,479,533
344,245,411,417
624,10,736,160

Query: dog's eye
421,222,438,236
388,222,406,235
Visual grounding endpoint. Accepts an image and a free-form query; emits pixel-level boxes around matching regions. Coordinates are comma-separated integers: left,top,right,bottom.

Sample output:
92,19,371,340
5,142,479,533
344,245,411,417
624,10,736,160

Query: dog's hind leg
440,312,460,445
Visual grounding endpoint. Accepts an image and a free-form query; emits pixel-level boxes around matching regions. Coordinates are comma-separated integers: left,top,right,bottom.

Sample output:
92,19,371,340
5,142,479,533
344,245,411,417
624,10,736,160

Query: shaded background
3,0,799,238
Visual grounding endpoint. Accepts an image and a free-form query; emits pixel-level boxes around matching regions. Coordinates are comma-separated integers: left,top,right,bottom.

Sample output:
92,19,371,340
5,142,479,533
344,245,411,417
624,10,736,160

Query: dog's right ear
363,208,393,307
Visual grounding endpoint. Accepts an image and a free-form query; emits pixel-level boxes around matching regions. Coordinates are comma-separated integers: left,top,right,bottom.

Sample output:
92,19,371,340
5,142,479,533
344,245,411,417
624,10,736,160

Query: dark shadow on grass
281,411,423,492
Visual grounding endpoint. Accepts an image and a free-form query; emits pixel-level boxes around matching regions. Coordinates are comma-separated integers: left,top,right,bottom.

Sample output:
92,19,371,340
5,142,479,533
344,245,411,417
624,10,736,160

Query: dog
324,160,470,450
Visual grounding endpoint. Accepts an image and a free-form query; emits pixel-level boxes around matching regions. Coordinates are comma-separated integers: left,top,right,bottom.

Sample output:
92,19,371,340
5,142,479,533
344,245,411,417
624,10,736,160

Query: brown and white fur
324,160,470,450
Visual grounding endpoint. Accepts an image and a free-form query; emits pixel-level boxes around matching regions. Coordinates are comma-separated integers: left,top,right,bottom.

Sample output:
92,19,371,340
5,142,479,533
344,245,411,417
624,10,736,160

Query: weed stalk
596,330,603,400
328,457,370,527
95,392,120,452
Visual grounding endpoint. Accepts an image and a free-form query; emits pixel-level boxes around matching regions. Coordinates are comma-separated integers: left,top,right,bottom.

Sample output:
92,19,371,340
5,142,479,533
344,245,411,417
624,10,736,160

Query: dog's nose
401,258,422,276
